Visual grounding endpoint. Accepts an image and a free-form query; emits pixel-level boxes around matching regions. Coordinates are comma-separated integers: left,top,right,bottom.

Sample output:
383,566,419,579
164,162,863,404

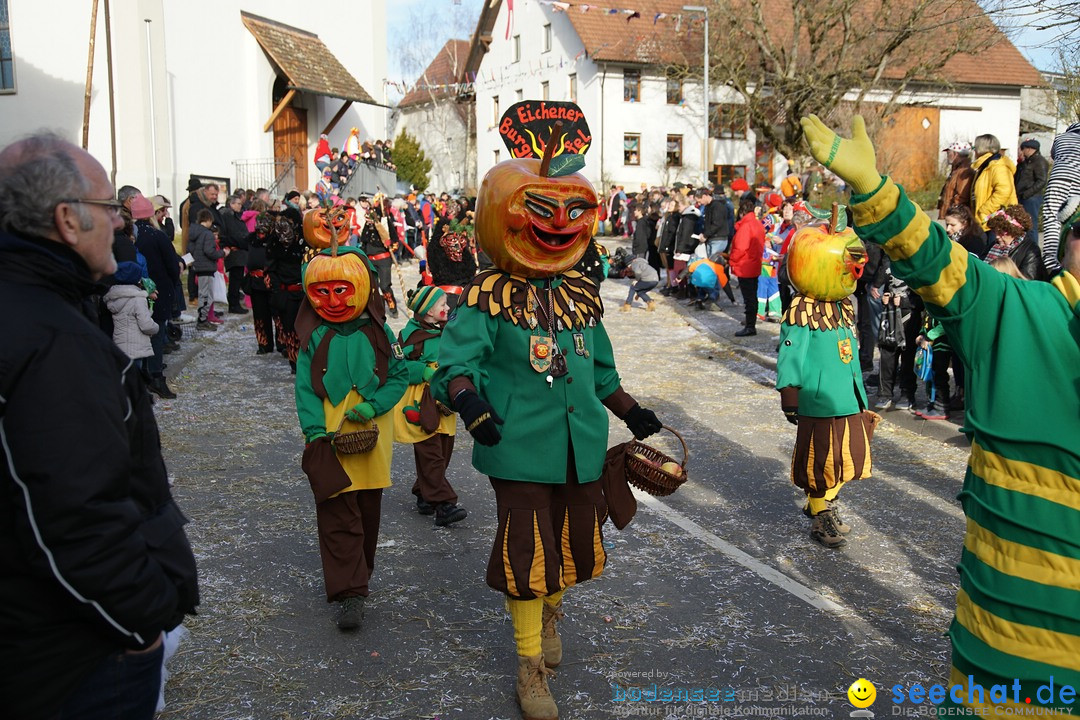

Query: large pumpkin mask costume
431,101,664,720
775,204,879,549
293,237,408,631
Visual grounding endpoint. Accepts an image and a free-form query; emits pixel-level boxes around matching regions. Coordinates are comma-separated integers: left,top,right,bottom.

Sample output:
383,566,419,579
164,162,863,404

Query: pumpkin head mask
302,246,374,323
477,101,597,278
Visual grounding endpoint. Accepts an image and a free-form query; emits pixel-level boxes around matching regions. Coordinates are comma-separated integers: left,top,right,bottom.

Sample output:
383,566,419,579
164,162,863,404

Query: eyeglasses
60,198,125,217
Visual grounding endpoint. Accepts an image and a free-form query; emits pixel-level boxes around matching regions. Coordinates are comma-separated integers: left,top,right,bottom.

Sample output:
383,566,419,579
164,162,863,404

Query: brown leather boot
516,654,558,720
541,600,564,668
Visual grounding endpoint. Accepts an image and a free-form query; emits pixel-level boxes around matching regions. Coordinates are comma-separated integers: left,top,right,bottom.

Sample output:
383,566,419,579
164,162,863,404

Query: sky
384,0,1066,103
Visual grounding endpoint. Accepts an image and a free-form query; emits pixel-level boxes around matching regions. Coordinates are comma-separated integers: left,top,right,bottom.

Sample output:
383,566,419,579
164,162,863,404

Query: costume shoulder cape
460,269,604,330
782,294,855,330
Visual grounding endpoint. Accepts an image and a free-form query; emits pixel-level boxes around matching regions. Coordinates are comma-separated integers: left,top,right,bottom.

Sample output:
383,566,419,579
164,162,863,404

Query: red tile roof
553,0,1041,88
399,39,472,109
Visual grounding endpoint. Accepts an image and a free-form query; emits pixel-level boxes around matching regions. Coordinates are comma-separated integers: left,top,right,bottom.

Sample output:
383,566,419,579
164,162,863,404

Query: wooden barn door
273,105,308,192
876,106,940,191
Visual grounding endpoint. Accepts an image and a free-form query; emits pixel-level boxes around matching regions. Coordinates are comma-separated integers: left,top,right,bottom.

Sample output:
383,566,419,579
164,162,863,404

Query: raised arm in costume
803,114,1080,714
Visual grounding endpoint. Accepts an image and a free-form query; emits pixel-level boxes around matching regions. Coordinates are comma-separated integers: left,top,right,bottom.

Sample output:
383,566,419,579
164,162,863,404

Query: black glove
782,406,799,425
624,404,662,440
455,389,504,446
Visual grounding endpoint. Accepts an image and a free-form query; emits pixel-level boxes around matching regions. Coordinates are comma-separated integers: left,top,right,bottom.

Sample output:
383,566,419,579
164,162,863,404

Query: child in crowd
914,314,951,420
393,287,467,527
188,209,229,330
105,261,159,368
621,255,659,311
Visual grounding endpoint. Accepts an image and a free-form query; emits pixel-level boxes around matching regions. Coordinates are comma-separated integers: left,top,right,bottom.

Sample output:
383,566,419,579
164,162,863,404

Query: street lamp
683,5,709,185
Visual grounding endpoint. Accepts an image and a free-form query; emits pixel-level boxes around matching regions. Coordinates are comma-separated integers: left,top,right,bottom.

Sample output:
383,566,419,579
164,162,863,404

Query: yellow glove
800,115,882,195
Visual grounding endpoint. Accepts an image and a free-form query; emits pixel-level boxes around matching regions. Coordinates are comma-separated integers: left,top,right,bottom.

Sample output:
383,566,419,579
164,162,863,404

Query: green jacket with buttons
432,273,623,484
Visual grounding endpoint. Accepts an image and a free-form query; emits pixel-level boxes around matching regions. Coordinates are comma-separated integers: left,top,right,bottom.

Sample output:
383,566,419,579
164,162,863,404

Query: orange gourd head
475,157,598,277
302,205,350,250
302,247,373,323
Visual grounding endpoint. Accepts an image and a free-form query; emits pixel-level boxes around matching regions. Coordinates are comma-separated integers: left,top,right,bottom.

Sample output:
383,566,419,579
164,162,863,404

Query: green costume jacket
852,177,1080,709
398,318,439,382
432,270,622,484
776,295,868,417
295,316,409,442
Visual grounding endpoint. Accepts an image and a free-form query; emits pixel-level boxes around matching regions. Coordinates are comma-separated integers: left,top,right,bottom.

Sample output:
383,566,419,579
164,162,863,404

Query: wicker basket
625,425,689,497
331,416,379,455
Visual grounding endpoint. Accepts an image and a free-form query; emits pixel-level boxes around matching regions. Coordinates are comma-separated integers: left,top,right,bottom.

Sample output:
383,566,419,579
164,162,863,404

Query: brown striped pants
486,468,608,600
790,411,878,497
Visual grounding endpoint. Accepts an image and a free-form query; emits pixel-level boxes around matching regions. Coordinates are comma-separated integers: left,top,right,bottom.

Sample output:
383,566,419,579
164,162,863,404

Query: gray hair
117,185,142,204
972,134,1001,157
0,132,94,237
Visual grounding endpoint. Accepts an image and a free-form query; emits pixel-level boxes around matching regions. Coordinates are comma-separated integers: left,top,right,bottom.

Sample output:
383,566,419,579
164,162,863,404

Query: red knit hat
764,192,784,210
730,178,750,192
130,194,155,220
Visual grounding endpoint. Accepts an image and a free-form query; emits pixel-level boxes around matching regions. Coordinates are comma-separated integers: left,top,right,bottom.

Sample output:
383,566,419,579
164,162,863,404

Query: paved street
155,257,971,720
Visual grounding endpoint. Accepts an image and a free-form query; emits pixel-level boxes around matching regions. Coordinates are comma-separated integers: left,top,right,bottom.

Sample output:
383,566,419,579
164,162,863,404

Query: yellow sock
507,597,543,657
806,496,828,515
543,589,565,608
824,482,843,502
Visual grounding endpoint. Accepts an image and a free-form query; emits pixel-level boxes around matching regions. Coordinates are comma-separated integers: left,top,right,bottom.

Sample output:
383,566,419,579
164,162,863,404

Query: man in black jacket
0,134,199,719
1014,138,1049,243
698,187,729,256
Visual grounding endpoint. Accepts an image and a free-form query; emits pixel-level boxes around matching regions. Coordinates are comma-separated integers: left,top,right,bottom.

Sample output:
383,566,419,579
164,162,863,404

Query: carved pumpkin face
786,223,867,301
302,206,350,250
303,251,371,323
475,158,598,277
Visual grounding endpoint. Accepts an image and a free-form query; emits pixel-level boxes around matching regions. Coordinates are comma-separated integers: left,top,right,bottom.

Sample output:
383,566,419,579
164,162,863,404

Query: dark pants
1021,195,1043,243
737,276,758,328
57,643,164,720
315,488,383,601
856,291,884,372
187,268,198,302
626,279,657,304
146,323,167,376
928,348,952,411
270,289,302,363
226,266,246,308
411,433,457,504
250,289,274,351
372,256,393,295
880,302,921,401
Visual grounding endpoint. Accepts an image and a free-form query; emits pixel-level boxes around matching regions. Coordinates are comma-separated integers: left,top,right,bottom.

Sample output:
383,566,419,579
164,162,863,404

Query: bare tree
392,3,479,192
697,0,998,161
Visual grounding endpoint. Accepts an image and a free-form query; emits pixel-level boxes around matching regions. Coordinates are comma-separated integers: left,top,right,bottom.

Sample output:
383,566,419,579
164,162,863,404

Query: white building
468,0,1044,193
0,0,388,204
393,39,476,194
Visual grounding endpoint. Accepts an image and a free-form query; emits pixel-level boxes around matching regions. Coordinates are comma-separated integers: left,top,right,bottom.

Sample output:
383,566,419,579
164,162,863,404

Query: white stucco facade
394,102,475,193
1,0,386,204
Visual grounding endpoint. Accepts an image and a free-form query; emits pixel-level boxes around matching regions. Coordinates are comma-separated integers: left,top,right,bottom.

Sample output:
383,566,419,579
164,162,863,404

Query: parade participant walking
776,205,877,548
0,132,198,720
426,198,477,309
268,197,307,372
357,196,399,317
247,213,277,354
294,240,408,631
392,286,467,527
802,114,1080,714
433,105,663,720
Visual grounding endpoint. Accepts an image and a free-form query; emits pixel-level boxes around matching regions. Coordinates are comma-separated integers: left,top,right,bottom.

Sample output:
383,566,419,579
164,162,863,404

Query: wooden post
321,100,352,137
82,0,100,150
263,89,297,133
103,0,117,187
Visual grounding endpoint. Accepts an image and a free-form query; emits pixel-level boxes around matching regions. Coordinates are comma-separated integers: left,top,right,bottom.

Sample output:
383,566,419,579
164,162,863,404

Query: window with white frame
568,74,577,102
512,34,521,63
541,81,549,100
543,24,552,53
666,135,683,167
494,149,501,165
516,88,523,102
624,134,640,165
492,96,500,125
623,69,640,102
